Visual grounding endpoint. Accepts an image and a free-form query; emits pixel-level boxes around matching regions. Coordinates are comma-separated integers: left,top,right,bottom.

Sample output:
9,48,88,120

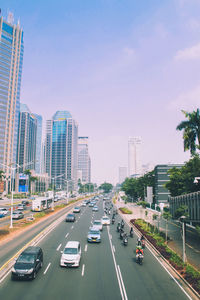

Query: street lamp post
51,174,65,211
180,215,187,263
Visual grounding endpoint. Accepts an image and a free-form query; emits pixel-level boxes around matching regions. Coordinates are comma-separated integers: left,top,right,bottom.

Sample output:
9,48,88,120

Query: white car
101,216,110,225
93,220,103,231
0,208,8,215
60,241,81,267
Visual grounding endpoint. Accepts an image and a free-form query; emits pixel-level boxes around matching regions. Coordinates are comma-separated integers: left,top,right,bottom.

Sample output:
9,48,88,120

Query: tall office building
17,104,37,173
78,137,91,183
34,114,42,174
118,167,127,184
128,137,142,177
45,111,78,191
0,14,24,185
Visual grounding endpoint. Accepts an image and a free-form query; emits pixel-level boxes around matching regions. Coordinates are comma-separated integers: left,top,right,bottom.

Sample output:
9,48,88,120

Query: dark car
66,213,76,222
11,246,43,280
22,200,30,206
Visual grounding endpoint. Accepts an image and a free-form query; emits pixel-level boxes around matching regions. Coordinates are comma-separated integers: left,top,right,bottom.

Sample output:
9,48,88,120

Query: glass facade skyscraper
34,114,42,174
17,104,37,173
45,111,78,191
0,16,24,181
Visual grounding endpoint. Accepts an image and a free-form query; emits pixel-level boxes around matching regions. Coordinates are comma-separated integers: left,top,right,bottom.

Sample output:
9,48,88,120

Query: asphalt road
0,199,193,300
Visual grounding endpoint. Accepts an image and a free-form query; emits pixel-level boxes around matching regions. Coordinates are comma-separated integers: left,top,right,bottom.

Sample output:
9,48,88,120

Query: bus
32,197,53,212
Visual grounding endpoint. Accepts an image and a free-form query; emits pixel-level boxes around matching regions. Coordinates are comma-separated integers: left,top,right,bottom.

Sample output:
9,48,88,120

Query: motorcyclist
130,227,133,237
136,246,144,256
141,235,145,241
137,237,142,246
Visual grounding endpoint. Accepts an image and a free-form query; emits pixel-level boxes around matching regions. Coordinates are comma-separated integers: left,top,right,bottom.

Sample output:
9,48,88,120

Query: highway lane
0,199,193,300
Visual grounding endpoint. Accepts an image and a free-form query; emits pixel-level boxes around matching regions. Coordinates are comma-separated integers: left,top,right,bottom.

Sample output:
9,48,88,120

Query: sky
1,0,200,184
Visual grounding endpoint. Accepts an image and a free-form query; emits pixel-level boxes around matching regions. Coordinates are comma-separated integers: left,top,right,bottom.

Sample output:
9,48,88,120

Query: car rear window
64,248,78,254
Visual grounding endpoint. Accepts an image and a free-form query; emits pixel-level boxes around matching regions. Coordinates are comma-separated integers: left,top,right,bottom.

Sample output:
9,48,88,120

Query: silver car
87,227,101,243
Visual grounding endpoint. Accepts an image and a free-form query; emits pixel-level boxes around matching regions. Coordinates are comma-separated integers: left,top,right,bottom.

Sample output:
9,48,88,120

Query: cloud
174,42,200,60
123,47,136,57
169,84,200,110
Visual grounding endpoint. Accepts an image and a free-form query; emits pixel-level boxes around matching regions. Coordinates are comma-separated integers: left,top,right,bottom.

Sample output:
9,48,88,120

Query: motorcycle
117,223,121,232
136,253,144,265
123,235,128,246
112,218,115,224
120,230,124,240
121,220,124,229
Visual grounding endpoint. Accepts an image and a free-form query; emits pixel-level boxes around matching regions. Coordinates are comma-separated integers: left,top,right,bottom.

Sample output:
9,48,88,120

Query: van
11,246,43,280
60,241,81,267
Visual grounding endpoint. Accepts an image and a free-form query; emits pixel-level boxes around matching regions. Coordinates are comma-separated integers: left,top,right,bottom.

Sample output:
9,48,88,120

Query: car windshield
89,230,100,235
68,214,74,217
17,254,35,264
64,248,78,254
94,221,101,225
103,217,109,220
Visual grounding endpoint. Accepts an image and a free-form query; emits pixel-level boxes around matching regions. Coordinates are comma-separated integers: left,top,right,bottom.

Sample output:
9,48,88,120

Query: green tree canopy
166,155,200,196
99,182,113,193
176,109,200,155
121,170,155,201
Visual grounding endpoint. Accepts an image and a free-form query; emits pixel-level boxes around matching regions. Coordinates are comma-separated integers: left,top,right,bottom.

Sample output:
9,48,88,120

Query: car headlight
11,267,16,273
26,268,34,274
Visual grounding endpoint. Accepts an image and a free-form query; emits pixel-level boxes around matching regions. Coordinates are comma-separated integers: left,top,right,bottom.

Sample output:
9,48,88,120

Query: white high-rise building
118,167,127,184
78,137,91,183
128,137,142,177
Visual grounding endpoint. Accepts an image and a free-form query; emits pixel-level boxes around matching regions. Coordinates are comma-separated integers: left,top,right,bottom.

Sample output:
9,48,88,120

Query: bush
119,207,132,214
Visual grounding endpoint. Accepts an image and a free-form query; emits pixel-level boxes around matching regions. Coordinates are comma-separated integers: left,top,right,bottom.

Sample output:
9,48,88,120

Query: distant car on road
17,204,25,210
0,213,5,218
93,220,103,231
12,211,24,220
21,200,30,206
66,213,76,222
92,206,98,212
101,216,110,225
11,246,43,280
73,206,81,213
81,202,87,207
0,208,8,215
87,227,101,243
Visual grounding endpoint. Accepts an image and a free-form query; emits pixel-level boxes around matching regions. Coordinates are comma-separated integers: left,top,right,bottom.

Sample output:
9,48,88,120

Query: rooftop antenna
7,11,14,24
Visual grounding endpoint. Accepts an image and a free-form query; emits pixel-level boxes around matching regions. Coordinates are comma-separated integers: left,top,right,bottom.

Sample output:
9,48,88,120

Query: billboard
19,174,28,192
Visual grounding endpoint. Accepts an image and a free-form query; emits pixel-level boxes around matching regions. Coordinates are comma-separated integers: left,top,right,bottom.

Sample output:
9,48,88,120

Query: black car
66,213,76,222
11,246,43,280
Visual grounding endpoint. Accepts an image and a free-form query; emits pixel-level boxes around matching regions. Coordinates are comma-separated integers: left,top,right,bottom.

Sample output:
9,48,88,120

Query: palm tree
176,109,200,155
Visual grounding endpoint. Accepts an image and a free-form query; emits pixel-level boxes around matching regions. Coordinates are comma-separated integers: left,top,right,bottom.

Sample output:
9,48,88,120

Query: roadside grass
132,218,200,295
119,207,132,214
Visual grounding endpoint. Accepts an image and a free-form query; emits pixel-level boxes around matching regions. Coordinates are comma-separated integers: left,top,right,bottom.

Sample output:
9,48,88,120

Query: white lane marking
82,264,85,276
107,227,127,300
44,263,51,275
71,225,74,229
56,243,62,251
110,234,112,239
113,245,115,253
85,244,88,252
65,233,69,238
118,265,128,300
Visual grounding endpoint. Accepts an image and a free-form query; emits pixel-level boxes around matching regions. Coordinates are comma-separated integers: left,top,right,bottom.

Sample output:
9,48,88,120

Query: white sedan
101,216,110,225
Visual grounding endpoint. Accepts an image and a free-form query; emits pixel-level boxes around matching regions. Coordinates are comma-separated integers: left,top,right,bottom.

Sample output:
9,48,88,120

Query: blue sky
1,0,200,183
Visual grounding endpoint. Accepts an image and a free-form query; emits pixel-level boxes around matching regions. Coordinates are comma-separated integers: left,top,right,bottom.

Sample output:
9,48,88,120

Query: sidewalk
115,200,200,272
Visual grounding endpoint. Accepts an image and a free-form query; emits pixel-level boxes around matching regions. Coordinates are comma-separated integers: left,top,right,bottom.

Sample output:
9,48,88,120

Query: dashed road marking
44,263,51,275
65,233,69,238
85,244,88,252
82,264,85,276
56,243,62,251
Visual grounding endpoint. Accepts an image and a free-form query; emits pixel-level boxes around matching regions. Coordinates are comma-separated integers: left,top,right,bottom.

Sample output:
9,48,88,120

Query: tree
162,211,172,243
0,170,5,181
99,182,113,193
174,205,189,219
166,155,200,196
176,109,200,156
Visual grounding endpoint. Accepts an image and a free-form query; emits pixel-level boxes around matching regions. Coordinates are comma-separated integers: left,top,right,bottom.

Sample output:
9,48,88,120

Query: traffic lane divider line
65,233,69,238
57,243,62,251
81,264,85,277
84,245,88,252
107,226,127,300
44,263,51,275
117,265,128,300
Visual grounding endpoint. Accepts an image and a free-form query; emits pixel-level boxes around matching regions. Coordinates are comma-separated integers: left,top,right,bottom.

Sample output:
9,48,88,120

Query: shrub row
119,207,132,214
131,218,200,295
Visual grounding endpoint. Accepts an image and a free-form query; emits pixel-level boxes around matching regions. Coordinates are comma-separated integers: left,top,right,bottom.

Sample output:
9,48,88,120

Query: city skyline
1,1,199,184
